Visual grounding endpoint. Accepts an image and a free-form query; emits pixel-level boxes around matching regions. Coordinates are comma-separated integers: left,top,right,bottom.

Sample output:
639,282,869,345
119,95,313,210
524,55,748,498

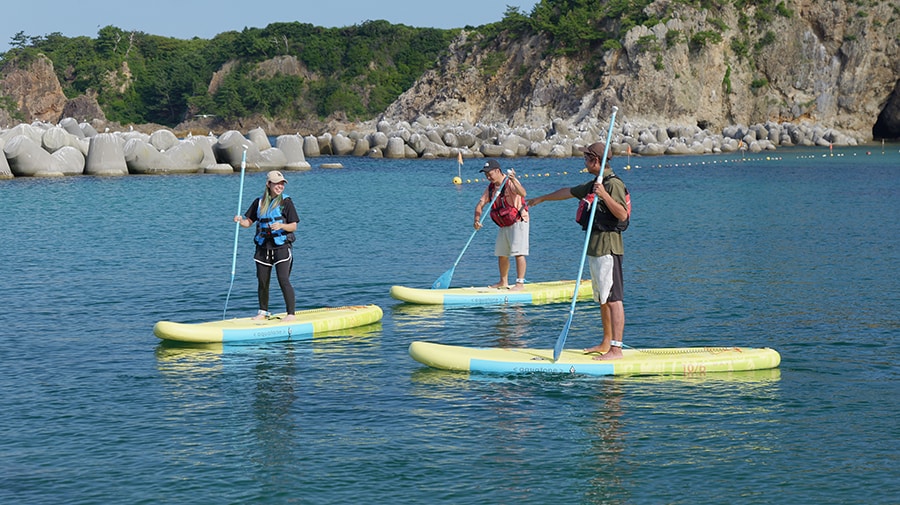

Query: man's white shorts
495,220,529,257
588,254,621,304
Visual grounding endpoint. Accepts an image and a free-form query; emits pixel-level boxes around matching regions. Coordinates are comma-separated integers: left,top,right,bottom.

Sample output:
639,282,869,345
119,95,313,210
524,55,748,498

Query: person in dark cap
234,170,300,321
527,142,630,359
474,159,530,290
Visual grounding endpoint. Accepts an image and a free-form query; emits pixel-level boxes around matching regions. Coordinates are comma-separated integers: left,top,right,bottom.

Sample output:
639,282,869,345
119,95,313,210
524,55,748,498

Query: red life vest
489,183,526,227
575,174,630,232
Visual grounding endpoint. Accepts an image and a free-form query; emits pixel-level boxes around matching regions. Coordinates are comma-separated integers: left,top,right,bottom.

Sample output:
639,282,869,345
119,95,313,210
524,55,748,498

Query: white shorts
495,220,529,257
588,254,614,304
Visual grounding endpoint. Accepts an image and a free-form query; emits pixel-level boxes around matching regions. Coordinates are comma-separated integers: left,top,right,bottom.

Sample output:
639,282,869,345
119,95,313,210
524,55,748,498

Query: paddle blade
431,268,454,290
553,317,573,361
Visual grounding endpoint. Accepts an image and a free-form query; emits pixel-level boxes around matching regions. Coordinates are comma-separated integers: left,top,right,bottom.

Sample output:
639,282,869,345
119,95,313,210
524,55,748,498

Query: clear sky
1,0,538,53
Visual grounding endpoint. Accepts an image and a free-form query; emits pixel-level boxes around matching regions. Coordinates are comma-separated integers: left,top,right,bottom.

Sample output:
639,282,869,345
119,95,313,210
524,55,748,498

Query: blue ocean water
0,146,897,504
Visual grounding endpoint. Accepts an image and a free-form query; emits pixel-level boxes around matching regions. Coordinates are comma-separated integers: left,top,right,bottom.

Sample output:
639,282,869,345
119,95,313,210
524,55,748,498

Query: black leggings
254,246,296,315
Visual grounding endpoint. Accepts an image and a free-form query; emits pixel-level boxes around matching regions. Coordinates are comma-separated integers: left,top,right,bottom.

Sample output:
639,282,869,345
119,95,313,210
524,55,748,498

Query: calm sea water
1,146,897,504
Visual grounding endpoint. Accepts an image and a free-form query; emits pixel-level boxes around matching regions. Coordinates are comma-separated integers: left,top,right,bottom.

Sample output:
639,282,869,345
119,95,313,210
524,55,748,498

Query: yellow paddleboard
154,305,383,344
409,341,781,376
390,280,592,305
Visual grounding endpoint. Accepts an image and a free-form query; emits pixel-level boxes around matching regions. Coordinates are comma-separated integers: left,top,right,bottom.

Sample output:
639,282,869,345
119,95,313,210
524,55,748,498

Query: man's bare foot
584,344,609,354
252,310,268,320
282,314,296,322
593,347,623,360
489,282,509,289
510,282,525,291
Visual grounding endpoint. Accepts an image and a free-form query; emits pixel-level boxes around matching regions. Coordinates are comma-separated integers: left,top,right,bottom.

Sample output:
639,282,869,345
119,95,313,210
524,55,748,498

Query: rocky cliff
0,55,105,127
383,0,900,141
1,55,67,124
2,0,898,142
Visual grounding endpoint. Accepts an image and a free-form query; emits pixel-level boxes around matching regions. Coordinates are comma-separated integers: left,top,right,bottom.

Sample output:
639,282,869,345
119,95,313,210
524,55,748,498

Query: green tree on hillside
0,20,454,127
0,0,805,127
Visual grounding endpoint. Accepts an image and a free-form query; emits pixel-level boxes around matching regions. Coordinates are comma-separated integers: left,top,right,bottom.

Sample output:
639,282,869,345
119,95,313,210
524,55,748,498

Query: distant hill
2,0,898,140
0,20,457,131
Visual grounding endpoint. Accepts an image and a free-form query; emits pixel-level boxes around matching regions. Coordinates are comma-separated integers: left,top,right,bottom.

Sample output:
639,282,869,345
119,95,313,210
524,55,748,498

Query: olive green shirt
570,171,626,256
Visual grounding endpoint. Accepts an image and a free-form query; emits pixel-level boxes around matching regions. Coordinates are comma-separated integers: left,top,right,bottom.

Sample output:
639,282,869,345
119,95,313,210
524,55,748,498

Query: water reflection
249,342,300,496
390,303,448,330
311,322,383,353
494,305,529,348
481,379,542,505
585,380,627,504
392,303,497,345
153,322,384,494
609,370,783,502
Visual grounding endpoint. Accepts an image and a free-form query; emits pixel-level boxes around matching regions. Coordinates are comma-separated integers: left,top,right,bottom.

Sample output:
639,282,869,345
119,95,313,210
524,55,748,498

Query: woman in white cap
234,170,300,320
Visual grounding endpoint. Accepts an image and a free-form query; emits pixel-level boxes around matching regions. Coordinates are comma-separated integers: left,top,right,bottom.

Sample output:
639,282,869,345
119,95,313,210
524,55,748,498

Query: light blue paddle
223,148,248,319
554,106,618,361
432,173,509,289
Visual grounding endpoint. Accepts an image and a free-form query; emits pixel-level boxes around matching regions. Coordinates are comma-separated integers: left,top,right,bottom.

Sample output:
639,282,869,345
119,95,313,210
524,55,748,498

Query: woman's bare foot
282,314,296,322
252,310,268,320
593,347,623,360
510,282,525,291
583,344,609,354
489,282,509,289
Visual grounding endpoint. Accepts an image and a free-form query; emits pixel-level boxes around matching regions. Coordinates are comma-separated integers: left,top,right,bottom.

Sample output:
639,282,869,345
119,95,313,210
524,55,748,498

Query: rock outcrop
1,55,108,128
61,94,107,123
383,0,900,141
1,55,67,123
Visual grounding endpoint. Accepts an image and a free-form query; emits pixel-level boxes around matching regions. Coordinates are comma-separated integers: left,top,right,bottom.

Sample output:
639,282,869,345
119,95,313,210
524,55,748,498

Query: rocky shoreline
0,115,862,179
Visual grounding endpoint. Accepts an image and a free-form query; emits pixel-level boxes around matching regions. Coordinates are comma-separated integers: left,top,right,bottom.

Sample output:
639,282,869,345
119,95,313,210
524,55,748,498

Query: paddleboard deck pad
154,304,383,344
408,341,781,376
390,280,593,306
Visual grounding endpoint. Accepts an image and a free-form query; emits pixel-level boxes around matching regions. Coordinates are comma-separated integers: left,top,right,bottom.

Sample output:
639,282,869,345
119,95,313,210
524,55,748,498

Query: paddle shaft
431,174,509,289
456,175,508,263
224,148,248,318
554,107,618,361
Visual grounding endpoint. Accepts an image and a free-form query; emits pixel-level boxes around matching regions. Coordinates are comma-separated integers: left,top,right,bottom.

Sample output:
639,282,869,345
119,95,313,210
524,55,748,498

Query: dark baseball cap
479,159,501,173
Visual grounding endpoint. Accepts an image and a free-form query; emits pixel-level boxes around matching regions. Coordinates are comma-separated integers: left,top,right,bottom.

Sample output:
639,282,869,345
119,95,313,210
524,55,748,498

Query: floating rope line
454,149,874,180
463,171,577,184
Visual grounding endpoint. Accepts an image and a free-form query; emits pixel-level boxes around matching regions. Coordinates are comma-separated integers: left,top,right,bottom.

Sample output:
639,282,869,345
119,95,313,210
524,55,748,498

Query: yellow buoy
452,176,462,185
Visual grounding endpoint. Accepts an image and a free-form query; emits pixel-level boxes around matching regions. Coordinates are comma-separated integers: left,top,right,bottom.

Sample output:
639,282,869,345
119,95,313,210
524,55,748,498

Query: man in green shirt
527,142,630,359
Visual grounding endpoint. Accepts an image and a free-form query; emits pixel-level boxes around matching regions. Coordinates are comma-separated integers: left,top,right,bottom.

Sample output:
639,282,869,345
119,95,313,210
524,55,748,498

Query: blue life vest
254,195,291,246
